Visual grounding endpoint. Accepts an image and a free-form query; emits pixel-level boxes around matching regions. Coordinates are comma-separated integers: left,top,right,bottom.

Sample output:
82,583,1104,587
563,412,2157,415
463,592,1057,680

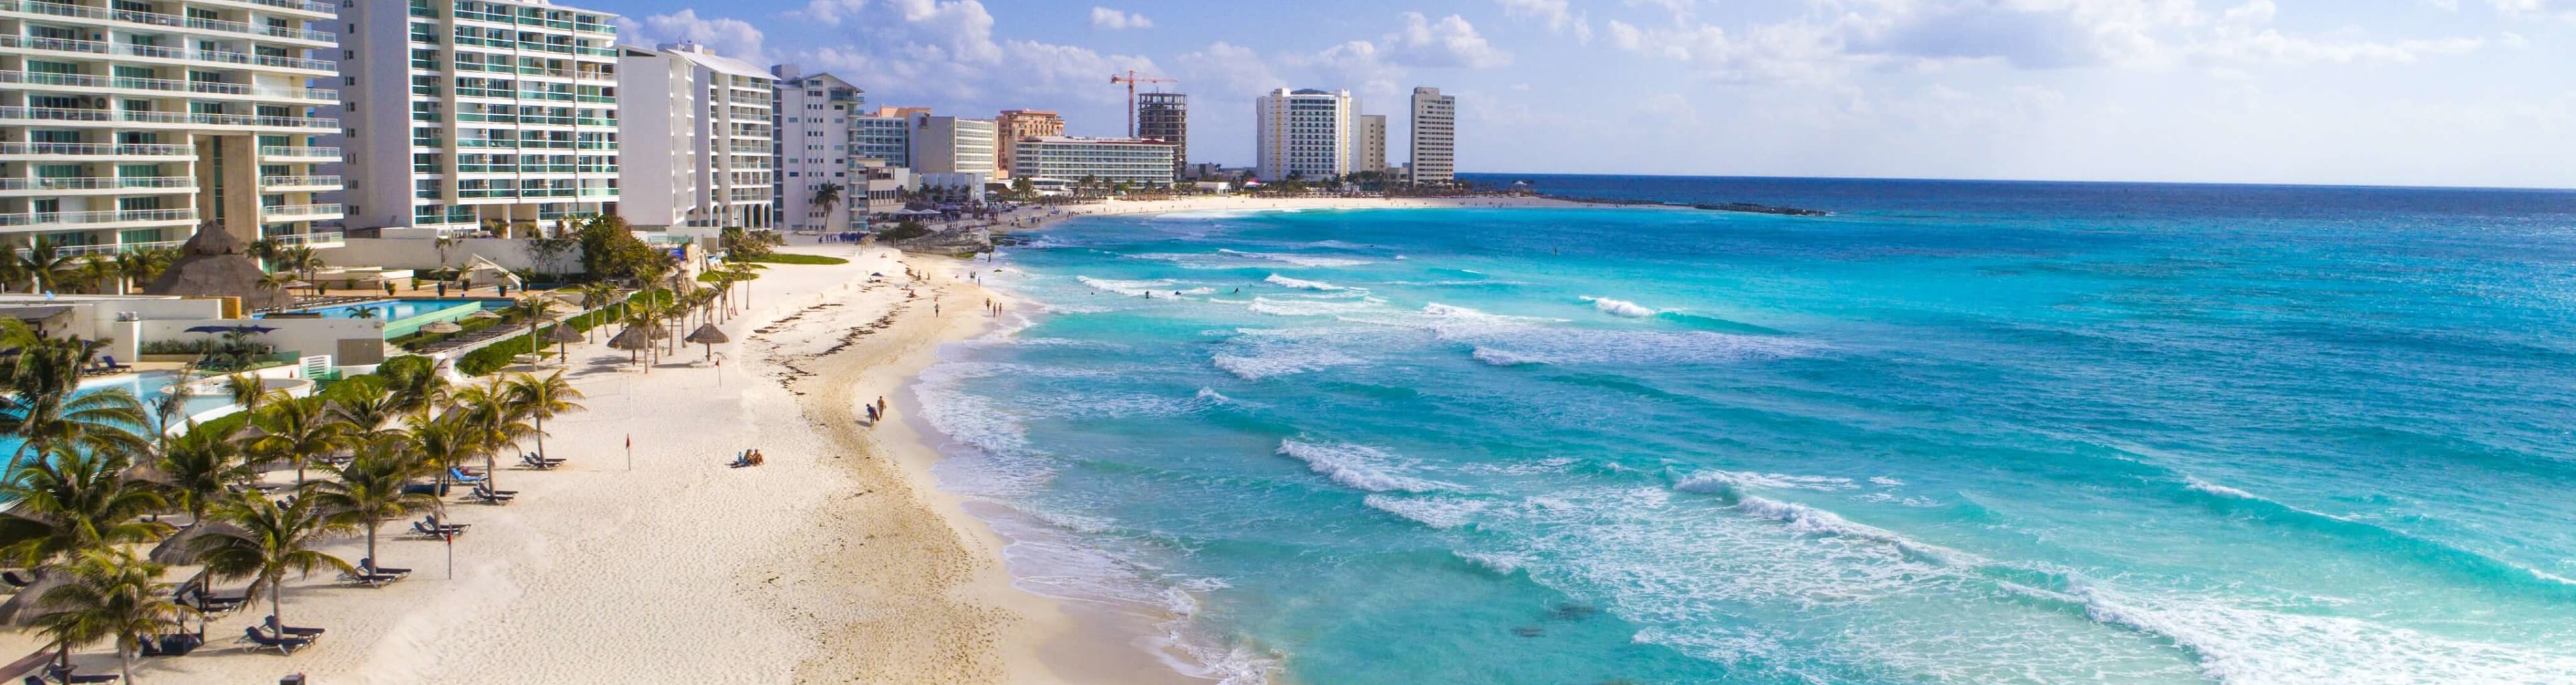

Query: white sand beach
1,241,1196,684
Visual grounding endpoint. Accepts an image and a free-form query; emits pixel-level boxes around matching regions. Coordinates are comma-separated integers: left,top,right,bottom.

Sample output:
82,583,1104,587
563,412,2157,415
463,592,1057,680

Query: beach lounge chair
359,558,413,577
520,453,565,470
98,356,127,372
140,631,203,657
237,627,311,655
427,515,470,532
261,617,325,638
411,521,458,537
339,568,402,587
468,484,515,505
447,468,486,484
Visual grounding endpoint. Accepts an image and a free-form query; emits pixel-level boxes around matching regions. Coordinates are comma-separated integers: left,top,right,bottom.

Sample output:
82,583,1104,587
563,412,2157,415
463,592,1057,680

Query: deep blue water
914,178,2576,684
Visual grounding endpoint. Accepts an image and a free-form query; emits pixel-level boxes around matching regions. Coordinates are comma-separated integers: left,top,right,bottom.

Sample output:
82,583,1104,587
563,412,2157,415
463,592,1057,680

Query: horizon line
1451,172,2576,194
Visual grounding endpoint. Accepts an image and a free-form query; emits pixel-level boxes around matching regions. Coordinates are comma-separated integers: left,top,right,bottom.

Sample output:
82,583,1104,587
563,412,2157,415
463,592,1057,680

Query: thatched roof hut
142,223,292,309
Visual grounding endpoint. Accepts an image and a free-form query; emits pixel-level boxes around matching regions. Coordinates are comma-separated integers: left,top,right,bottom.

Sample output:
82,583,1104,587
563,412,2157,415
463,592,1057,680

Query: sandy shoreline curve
4,196,1609,684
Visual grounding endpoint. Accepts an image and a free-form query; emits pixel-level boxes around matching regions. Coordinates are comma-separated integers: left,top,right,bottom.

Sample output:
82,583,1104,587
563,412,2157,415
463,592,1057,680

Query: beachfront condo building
906,113,995,178
851,114,909,168
1254,88,1355,182
1009,136,1174,187
770,64,861,233
613,44,691,230
0,0,345,254
332,0,622,238
618,43,775,231
1408,87,1455,185
993,109,1061,180
1136,92,1186,179
1356,114,1387,175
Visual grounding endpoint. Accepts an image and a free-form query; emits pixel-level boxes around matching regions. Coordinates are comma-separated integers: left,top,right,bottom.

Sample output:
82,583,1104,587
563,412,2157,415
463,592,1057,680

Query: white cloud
627,9,771,64
1387,13,1513,68
1494,0,1593,44
790,0,869,25
1089,7,1152,30
1174,42,1287,97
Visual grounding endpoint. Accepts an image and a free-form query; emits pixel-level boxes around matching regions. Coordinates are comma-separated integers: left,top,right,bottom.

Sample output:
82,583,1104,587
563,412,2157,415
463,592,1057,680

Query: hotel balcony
0,107,339,132
0,142,195,159
0,207,196,228
201,0,335,18
259,146,340,162
0,72,338,103
264,230,343,248
11,238,187,258
0,176,193,195
0,0,337,45
0,36,337,74
259,174,341,191
260,203,342,220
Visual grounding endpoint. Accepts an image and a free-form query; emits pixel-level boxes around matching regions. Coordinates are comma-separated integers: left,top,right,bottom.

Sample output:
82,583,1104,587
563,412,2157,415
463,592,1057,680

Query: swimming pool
270,299,504,320
0,372,236,458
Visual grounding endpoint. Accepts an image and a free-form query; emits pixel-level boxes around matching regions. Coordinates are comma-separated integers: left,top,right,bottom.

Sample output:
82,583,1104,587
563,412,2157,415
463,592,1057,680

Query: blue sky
607,1,2576,188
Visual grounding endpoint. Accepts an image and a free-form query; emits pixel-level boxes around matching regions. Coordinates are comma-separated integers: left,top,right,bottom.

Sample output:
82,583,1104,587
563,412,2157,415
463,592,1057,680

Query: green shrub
453,290,653,376
749,254,848,265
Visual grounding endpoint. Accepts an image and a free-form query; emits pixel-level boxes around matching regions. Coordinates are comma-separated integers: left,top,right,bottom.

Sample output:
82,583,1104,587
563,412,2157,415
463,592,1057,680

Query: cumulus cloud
787,0,1153,107
1089,7,1152,30
1387,13,1513,68
1592,0,2488,82
626,9,771,64
1494,0,1593,43
789,0,869,25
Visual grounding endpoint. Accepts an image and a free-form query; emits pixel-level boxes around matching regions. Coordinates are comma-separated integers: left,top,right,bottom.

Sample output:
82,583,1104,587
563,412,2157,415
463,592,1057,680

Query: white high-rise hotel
1254,88,1355,182
616,42,773,231
1409,87,1455,185
770,64,860,233
334,0,621,237
0,0,345,253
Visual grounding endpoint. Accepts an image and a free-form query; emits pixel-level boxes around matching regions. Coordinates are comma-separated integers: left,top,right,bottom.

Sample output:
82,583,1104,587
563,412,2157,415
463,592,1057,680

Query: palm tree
312,440,436,574
223,373,272,418
406,415,476,492
504,295,558,362
449,380,530,487
70,258,115,295
29,548,192,683
146,363,199,454
325,378,402,438
577,282,621,344
156,422,252,528
0,323,149,473
380,357,451,423
275,246,322,287
0,447,171,572
244,239,280,272
504,372,582,466
14,238,74,294
812,182,844,230
189,488,352,641
250,396,351,485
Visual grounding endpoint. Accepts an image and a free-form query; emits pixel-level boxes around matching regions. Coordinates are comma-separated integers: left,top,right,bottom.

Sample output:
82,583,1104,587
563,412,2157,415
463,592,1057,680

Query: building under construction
1137,93,1189,180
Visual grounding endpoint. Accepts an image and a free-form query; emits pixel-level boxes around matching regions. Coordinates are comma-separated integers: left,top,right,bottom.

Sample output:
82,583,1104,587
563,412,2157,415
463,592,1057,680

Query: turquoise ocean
910,177,2576,684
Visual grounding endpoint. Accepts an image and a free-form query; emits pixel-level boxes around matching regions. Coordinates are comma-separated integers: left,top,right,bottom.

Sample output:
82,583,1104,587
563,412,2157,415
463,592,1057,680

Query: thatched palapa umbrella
421,320,464,335
685,323,728,360
545,323,583,364
608,326,652,368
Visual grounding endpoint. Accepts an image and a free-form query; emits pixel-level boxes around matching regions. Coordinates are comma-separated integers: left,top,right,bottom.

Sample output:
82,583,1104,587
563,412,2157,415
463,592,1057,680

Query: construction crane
1110,70,1176,138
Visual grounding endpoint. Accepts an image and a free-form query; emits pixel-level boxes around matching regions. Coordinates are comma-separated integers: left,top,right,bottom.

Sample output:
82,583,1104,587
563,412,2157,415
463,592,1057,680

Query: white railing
0,176,191,191
259,174,341,187
0,70,335,99
13,238,188,258
0,107,335,129
0,142,194,156
0,208,195,226
260,203,341,218
260,146,339,158
0,0,334,42
265,231,343,246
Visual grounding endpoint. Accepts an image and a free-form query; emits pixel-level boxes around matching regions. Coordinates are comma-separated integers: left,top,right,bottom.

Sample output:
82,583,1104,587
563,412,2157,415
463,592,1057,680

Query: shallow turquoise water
914,181,2576,684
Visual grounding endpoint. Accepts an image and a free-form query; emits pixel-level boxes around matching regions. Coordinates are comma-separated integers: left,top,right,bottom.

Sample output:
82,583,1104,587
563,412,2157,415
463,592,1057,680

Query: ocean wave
1364,494,1491,529
1676,470,1860,493
2019,582,2576,684
1263,274,1345,291
1245,297,1383,317
1276,439,1456,493
1212,348,1360,380
1455,551,1529,575
1077,276,1180,296
1733,495,1982,567
1219,248,1373,268
1581,296,1662,318
2170,475,2576,592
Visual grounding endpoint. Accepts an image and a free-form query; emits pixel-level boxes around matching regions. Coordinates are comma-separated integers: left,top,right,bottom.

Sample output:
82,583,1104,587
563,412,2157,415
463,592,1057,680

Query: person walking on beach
877,397,888,420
